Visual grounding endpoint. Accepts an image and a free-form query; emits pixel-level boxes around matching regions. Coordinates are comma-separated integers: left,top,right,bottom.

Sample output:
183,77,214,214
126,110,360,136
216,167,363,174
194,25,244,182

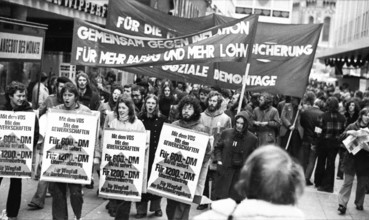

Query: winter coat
200,109,232,137
200,109,232,169
79,86,100,110
193,198,304,220
340,122,369,176
138,113,167,177
300,106,324,144
280,103,304,139
213,122,258,201
252,106,281,146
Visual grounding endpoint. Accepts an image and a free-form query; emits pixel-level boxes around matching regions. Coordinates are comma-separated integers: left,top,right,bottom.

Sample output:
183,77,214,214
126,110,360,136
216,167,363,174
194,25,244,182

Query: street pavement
0,173,368,219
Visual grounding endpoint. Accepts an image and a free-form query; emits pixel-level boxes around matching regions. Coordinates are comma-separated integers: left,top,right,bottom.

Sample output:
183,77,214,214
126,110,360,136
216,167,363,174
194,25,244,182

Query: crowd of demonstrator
1,71,369,220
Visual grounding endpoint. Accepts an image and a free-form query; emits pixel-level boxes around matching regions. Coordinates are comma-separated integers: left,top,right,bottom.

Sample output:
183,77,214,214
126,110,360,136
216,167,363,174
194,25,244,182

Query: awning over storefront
317,37,369,67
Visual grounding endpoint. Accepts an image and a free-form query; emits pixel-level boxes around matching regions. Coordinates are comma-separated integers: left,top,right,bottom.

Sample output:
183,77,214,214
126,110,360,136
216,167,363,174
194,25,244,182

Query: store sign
46,0,107,17
0,32,43,60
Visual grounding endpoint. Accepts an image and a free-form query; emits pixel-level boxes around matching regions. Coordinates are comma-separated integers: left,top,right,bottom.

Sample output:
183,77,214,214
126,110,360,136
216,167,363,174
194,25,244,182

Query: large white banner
0,32,43,60
99,129,147,201
0,111,35,178
147,123,209,204
40,109,98,184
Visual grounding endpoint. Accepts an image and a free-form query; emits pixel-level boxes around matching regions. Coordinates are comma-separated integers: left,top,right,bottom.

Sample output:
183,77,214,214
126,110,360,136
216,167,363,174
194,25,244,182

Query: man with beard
253,93,281,147
131,84,145,113
168,95,211,220
199,91,232,210
1,81,39,220
198,87,210,112
76,72,100,111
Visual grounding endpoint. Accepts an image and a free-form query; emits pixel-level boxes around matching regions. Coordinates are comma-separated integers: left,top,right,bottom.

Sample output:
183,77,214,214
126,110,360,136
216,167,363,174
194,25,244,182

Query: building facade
318,0,369,91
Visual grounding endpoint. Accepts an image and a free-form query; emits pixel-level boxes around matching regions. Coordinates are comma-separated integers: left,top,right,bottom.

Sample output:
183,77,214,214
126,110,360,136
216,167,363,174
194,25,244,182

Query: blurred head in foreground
236,145,305,205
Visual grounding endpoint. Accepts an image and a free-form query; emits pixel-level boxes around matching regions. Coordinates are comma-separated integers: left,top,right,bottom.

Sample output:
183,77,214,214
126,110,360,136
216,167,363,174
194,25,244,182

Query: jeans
52,183,83,220
0,178,21,218
338,173,369,207
305,145,317,180
315,141,338,189
30,180,48,208
166,199,191,220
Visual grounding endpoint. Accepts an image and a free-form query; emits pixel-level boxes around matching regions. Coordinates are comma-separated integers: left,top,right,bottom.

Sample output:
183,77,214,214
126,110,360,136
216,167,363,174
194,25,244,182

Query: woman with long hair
103,94,146,219
337,108,369,214
159,84,175,117
135,94,166,218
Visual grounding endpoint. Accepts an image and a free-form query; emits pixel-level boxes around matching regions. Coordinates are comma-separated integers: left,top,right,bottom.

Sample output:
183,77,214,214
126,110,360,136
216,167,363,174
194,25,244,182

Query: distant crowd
1,71,369,220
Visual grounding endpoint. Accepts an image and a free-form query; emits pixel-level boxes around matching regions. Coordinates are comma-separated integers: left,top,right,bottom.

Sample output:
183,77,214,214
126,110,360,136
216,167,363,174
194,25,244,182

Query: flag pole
237,63,250,114
285,99,303,150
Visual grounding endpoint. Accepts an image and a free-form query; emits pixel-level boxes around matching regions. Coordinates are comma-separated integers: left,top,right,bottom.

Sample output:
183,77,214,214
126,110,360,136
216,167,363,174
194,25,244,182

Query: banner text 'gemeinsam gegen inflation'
147,124,209,204
0,111,35,178
105,0,322,98
40,109,99,185
71,15,258,68
99,129,147,201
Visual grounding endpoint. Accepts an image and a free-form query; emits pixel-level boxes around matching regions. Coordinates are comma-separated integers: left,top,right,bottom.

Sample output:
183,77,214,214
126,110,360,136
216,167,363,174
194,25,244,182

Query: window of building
366,11,369,36
362,12,367,37
355,16,360,39
308,16,314,24
322,17,330,41
348,20,353,42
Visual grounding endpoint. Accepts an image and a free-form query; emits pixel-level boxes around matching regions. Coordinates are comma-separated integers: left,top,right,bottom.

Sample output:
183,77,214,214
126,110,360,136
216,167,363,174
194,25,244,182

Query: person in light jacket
52,82,90,220
103,94,146,219
337,108,369,214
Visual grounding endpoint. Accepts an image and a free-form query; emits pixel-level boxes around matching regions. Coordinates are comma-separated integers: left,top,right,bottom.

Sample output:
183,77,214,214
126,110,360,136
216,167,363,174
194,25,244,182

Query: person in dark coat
315,96,346,193
300,95,324,185
337,108,369,214
1,81,39,220
337,99,361,179
136,94,166,218
213,111,258,202
75,72,100,111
